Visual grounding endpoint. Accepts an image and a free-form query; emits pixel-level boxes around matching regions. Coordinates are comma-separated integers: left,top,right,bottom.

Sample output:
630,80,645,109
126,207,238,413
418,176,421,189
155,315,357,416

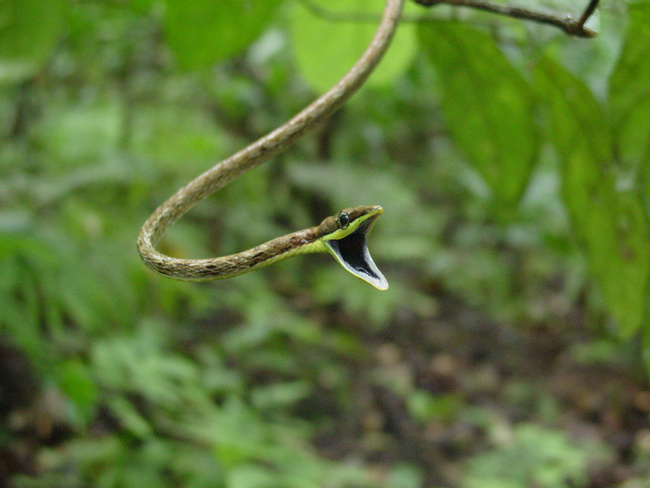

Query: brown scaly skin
137,0,403,287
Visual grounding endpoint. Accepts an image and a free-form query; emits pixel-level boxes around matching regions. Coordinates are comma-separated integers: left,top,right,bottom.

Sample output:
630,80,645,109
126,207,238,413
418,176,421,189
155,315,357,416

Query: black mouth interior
327,218,385,287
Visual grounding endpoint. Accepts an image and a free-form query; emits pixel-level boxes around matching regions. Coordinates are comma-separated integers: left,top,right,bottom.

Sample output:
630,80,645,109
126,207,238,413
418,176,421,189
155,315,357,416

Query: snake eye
337,211,350,230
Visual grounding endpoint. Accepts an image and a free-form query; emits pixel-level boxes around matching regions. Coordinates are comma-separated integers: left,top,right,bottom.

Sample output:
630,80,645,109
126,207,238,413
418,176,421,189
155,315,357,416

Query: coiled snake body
137,0,404,290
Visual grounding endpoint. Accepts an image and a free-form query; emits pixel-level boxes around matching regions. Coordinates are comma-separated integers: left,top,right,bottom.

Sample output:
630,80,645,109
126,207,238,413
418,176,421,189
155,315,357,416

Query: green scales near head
319,206,388,290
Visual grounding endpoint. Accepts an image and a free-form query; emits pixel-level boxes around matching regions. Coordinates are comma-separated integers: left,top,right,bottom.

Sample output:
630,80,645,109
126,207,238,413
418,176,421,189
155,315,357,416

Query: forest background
2,0,650,486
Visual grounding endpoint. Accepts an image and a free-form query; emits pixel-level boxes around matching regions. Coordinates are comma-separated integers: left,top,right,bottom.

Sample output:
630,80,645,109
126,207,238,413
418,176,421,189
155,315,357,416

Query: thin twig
573,0,600,35
298,0,599,38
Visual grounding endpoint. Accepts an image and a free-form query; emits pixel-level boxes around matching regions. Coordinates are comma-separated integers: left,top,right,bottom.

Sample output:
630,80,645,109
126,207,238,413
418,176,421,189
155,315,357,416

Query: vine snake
137,0,404,290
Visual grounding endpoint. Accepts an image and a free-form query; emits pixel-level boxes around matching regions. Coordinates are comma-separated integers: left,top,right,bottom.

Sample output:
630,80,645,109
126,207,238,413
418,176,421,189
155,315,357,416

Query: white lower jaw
325,239,389,290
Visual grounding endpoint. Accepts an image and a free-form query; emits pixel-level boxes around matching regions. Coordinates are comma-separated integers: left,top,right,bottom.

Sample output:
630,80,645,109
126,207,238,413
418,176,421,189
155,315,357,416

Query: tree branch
413,0,599,37
299,0,599,38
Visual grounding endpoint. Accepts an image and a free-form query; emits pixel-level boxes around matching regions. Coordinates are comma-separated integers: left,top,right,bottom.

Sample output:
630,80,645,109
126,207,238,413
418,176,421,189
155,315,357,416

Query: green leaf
536,56,650,336
418,22,538,206
608,2,650,170
0,0,68,82
291,0,416,92
163,0,283,70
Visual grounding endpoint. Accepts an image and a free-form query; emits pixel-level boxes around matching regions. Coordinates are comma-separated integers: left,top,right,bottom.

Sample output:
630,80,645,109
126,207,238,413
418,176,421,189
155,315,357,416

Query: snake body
137,0,403,290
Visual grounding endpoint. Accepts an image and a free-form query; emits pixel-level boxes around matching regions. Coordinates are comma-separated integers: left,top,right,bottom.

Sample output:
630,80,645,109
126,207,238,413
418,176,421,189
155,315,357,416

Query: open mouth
325,216,388,290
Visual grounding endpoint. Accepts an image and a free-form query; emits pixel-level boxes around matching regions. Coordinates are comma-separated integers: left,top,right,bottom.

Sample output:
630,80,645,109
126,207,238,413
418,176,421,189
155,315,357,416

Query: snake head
319,205,388,290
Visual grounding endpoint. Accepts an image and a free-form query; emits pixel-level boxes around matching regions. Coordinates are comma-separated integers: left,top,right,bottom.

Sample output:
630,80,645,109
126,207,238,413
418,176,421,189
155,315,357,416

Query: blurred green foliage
1,0,648,486
536,54,650,336
419,21,538,206
463,423,613,488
